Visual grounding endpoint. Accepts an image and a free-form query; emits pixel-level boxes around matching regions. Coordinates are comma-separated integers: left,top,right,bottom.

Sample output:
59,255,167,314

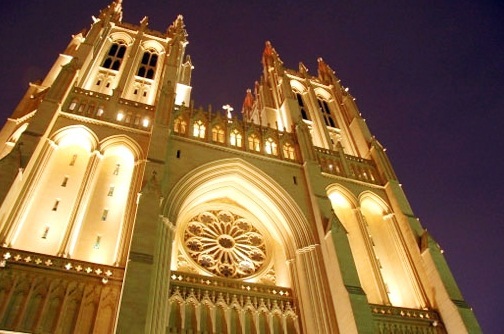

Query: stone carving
183,210,268,279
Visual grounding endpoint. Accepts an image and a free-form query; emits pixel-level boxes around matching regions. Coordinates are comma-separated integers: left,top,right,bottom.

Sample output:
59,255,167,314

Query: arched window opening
230,129,242,147
86,104,95,116
96,106,105,117
137,49,158,80
101,42,127,70
174,117,187,134
296,93,310,121
212,126,225,143
318,98,337,128
134,114,141,126
112,60,121,71
265,137,278,155
248,134,260,152
282,142,295,160
193,120,206,139
103,58,112,69
68,99,78,111
124,112,133,124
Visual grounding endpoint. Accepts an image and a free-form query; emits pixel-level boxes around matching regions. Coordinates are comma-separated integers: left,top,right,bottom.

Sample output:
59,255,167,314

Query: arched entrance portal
161,158,337,333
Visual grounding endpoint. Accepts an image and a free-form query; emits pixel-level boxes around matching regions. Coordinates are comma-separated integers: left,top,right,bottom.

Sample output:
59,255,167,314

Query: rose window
183,210,267,278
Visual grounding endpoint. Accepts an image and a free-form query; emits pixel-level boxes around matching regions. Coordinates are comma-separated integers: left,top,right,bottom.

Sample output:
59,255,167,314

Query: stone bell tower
0,1,192,332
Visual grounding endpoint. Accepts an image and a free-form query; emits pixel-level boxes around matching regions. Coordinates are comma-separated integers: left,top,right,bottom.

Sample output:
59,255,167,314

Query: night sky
0,1,502,331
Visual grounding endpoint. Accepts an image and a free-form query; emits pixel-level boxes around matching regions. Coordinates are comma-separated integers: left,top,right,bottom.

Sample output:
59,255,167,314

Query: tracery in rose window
183,210,267,279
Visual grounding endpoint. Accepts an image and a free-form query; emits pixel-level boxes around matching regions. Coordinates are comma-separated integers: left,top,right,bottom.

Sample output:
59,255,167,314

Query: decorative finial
167,14,188,41
99,0,123,22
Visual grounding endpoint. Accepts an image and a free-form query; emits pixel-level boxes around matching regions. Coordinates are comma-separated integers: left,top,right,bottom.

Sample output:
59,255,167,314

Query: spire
317,57,339,84
262,41,284,70
98,0,123,22
165,15,189,71
298,62,309,76
140,16,149,30
180,55,194,85
242,88,255,120
167,15,188,43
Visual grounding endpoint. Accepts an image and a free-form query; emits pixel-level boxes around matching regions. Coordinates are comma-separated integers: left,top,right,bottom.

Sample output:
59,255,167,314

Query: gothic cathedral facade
0,2,481,333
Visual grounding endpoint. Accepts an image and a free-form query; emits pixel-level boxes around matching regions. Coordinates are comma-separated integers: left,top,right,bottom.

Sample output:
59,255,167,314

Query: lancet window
296,93,310,121
248,134,261,152
68,99,78,111
211,125,225,143
102,42,127,71
96,106,104,117
229,129,242,147
137,49,158,80
265,137,278,156
282,142,295,160
193,120,206,139
318,98,337,128
174,117,187,134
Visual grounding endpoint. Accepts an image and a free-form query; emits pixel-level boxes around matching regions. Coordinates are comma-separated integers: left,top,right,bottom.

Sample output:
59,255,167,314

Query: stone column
145,216,175,333
291,244,339,334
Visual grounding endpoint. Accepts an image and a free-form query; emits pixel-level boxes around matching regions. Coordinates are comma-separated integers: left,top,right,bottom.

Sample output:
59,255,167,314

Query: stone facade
0,1,481,333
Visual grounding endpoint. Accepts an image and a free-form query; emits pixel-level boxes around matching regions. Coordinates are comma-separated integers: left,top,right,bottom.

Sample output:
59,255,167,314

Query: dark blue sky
1,1,502,331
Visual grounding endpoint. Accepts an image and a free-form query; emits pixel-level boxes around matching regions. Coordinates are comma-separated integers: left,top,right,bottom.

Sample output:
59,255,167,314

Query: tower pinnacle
167,15,188,42
99,0,123,22
262,41,284,70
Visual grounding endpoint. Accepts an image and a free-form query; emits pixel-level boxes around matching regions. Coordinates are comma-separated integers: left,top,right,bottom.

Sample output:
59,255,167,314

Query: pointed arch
247,132,261,152
358,191,424,308
326,184,387,305
99,134,144,161
140,40,166,55
289,80,307,94
52,125,99,152
9,126,98,254
163,159,338,332
229,127,243,147
358,191,391,214
164,158,314,258
108,32,134,46
326,184,359,211
68,134,143,265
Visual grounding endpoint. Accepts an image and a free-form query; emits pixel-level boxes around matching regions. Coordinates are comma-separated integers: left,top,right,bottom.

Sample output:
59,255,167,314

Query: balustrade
64,87,155,131
370,304,446,334
168,271,299,334
172,106,301,163
315,147,382,185
0,246,124,283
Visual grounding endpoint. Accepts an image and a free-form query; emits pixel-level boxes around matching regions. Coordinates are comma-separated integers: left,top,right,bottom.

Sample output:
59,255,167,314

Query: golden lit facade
0,1,481,333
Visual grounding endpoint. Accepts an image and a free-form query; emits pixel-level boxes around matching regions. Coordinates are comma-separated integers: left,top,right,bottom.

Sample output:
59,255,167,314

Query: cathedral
0,1,481,333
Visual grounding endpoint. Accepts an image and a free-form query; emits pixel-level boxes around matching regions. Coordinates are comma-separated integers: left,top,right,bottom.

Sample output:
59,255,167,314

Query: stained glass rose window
183,210,267,278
